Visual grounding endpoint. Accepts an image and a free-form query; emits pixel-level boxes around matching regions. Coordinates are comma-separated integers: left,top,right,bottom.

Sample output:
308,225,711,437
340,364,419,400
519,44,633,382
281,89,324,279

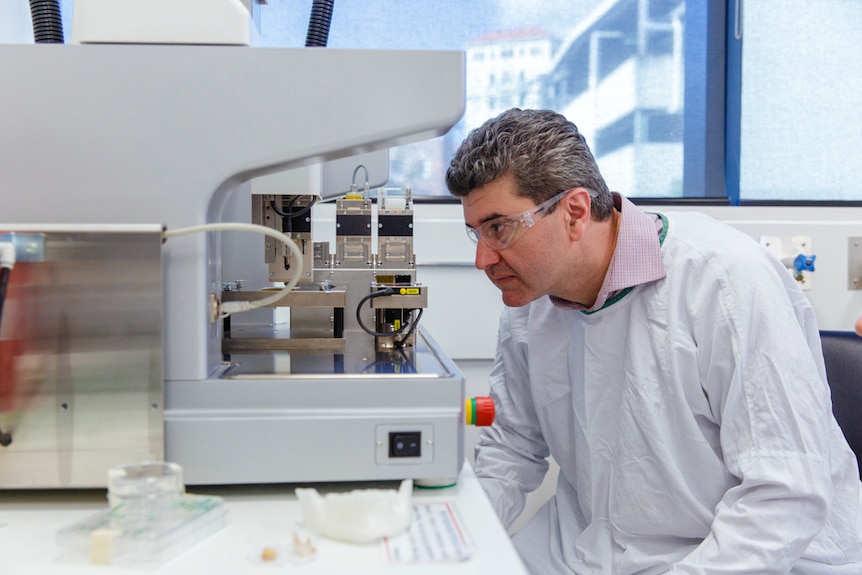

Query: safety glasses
465,189,570,250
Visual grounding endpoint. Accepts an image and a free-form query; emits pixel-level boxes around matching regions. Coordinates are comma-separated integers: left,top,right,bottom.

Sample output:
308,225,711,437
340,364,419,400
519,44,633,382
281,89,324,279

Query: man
445,108,862,574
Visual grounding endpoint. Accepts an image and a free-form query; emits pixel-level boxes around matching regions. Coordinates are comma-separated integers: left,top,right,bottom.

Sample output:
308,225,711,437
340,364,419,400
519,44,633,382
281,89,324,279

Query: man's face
461,175,564,307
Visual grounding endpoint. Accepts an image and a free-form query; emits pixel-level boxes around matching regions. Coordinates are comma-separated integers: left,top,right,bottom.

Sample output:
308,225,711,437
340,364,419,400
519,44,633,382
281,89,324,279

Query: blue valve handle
793,253,816,273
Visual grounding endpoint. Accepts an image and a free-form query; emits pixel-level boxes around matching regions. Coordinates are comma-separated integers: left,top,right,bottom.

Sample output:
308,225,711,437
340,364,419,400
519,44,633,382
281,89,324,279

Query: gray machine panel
165,330,465,485
0,226,164,488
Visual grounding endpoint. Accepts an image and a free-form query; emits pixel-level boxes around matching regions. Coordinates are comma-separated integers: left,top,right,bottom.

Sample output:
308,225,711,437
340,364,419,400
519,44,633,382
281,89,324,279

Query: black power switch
389,431,421,458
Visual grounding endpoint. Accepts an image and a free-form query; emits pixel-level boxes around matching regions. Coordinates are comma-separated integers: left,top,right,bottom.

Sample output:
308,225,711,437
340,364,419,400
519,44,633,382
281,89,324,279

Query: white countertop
0,462,529,574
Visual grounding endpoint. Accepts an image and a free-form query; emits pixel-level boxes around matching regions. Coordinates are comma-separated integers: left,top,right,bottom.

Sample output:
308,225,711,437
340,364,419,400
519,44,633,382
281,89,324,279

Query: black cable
394,308,423,349
355,288,401,337
0,266,11,447
354,287,425,349
269,196,317,219
0,267,9,329
392,345,415,369
271,196,316,235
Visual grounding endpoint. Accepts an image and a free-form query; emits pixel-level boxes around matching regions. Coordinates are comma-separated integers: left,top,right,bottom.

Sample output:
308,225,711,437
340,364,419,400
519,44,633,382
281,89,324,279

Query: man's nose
474,239,501,270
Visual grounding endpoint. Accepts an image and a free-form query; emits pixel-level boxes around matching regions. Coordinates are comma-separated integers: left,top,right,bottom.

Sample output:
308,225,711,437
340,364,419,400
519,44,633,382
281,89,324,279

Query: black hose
29,0,64,43
0,267,9,333
305,0,334,47
0,266,11,447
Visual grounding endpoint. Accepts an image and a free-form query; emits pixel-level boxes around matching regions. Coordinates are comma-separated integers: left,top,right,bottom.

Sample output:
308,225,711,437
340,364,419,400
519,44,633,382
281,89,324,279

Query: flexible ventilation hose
29,0,64,43
305,0,334,47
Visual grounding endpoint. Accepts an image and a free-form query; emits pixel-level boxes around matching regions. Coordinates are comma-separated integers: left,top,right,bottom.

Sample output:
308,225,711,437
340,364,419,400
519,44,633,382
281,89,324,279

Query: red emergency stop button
465,396,495,427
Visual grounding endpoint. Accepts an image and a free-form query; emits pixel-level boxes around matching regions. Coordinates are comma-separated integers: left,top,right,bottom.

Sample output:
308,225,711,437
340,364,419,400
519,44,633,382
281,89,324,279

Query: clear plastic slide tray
56,494,227,567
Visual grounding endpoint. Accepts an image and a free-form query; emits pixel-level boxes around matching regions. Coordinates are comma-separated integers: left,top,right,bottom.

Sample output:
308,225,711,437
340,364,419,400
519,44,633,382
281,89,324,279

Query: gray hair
445,108,614,220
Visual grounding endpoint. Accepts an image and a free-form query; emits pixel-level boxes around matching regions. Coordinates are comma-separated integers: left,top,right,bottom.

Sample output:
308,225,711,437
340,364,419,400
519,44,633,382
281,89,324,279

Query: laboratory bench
0,461,529,574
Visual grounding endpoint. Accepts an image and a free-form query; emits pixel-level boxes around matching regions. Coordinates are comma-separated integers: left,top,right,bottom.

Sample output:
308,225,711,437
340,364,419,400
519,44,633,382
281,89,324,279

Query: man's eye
487,221,507,237
492,222,518,243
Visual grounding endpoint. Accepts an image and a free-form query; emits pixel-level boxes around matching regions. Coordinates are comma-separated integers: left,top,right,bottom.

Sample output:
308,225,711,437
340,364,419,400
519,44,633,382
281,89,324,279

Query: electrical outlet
760,235,814,290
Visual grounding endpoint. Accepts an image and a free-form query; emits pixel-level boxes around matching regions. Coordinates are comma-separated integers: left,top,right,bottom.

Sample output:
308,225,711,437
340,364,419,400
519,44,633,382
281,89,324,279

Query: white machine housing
0,40,466,487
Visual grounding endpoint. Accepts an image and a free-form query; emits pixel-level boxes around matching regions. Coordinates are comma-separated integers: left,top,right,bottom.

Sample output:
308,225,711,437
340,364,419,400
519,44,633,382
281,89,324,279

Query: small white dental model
295,479,413,543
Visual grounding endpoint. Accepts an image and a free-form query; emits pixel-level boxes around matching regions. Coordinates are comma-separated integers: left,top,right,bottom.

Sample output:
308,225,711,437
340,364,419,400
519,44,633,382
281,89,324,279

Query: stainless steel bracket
0,232,46,263
848,237,862,290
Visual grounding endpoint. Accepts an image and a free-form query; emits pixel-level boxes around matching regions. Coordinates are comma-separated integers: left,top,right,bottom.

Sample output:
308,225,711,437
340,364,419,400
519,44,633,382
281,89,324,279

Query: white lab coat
475,211,862,574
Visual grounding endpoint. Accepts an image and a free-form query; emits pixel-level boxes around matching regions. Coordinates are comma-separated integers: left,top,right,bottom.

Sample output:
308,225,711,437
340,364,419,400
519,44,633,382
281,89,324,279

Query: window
5,1,723,202
260,0,700,200
735,0,862,202
11,2,858,203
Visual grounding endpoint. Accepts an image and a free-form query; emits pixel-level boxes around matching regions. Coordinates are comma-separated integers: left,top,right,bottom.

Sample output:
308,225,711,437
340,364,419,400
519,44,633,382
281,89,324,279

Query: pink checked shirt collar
550,193,665,312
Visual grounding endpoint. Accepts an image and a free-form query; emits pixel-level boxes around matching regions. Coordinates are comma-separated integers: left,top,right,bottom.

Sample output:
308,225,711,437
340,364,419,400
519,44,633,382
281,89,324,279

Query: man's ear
561,188,592,241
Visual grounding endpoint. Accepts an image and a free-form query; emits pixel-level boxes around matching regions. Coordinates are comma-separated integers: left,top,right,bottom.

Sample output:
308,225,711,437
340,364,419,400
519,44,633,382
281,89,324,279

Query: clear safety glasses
465,189,570,250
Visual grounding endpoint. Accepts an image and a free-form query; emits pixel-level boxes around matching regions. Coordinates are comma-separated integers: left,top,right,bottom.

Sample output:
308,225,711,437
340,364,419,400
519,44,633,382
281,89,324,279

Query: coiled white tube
163,222,303,318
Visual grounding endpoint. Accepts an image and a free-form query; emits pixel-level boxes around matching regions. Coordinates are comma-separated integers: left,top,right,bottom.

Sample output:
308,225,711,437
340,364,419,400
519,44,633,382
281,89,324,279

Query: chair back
820,331,862,479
